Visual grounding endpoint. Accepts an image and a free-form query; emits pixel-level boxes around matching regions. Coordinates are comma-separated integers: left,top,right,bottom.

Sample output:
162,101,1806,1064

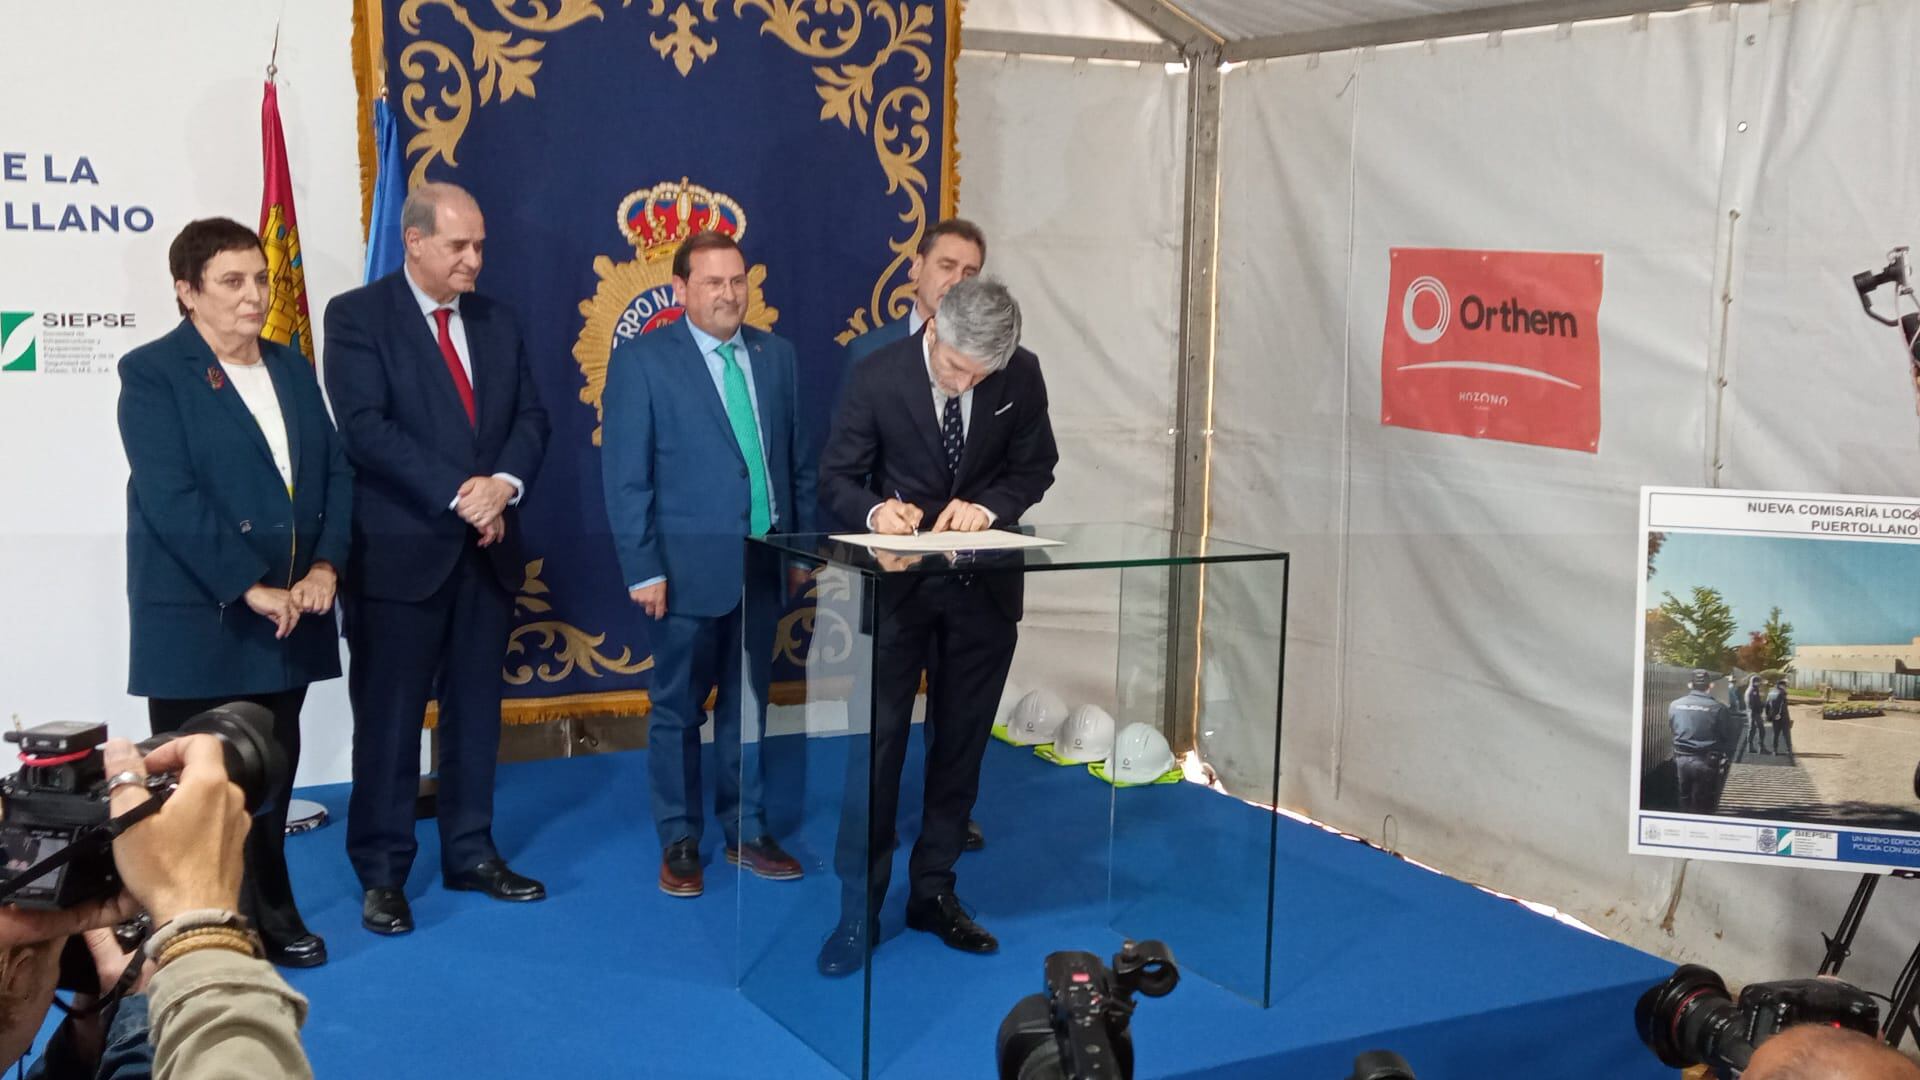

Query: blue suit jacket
601,317,816,618
322,272,550,602
118,320,353,697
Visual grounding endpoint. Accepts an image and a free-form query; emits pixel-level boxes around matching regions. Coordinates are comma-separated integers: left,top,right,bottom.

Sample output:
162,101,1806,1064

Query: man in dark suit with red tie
322,182,551,936
814,276,1057,974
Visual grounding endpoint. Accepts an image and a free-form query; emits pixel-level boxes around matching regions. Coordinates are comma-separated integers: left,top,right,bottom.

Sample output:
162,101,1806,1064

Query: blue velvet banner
381,0,957,718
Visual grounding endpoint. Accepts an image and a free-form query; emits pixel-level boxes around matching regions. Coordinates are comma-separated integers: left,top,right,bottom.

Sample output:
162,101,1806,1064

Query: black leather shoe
905,893,997,955
816,916,871,977
265,932,328,968
361,888,414,936
964,819,985,852
445,858,547,902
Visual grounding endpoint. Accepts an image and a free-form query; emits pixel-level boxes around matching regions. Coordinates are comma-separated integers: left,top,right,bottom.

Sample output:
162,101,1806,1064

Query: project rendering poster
1633,486,1920,872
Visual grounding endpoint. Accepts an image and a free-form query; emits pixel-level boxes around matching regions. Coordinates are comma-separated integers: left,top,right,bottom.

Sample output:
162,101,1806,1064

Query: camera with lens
996,940,1180,1080
1636,963,1880,1076
0,704,286,910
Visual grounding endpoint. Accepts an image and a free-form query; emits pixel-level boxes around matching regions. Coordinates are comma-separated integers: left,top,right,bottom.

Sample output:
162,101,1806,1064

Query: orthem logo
1380,248,1604,453
1,312,36,372
1400,276,1450,345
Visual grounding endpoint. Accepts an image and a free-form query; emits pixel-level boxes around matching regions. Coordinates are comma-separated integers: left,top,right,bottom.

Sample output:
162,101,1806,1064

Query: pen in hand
894,489,920,536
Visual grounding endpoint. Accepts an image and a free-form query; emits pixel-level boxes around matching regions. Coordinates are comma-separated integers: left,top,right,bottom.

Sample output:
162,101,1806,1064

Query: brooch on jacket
206,365,225,391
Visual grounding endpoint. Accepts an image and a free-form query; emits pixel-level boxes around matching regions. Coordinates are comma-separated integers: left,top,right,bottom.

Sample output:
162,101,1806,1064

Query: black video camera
1636,963,1880,1076
0,705,286,909
996,940,1179,1080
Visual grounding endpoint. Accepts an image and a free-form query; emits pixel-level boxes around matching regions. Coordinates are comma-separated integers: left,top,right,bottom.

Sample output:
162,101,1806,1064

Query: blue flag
363,97,403,284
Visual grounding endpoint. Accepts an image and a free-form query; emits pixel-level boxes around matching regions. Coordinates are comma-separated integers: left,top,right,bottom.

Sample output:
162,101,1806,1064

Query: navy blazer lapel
894,337,948,473
262,348,303,486
954,366,1008,490
175,323,276,473
388,273,475,435
746,335,780,460
462,296,493,428
674,319,742,464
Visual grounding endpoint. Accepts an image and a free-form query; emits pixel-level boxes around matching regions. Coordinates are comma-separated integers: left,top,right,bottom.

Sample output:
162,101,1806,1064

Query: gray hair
401,181,477,237
936,276,1021,372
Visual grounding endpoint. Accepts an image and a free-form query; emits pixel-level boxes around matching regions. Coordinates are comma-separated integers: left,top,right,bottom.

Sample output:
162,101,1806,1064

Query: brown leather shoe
726,835,804,881
659,837,703,897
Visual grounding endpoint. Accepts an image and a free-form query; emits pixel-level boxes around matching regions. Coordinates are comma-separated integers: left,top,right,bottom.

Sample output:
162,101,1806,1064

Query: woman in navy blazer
117,218,352,968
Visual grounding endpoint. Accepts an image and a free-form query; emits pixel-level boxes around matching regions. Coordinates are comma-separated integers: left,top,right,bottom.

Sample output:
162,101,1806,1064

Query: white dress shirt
862,333,994,529
219,359,293,494
402,267,525,508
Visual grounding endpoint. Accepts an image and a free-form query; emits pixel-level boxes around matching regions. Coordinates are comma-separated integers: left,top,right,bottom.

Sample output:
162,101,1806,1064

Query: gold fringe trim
942,0,962,219
418,679,881,728
350,0,385,242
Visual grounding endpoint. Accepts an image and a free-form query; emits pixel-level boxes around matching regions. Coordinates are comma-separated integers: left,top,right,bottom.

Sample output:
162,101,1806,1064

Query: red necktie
433,307,476,427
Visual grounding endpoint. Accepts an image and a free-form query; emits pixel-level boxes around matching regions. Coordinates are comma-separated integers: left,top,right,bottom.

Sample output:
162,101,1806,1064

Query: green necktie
717,341,771,536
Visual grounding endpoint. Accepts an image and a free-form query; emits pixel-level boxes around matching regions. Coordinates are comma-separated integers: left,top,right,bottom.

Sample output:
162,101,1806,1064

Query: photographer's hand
102,737,246,926
0,887,137,1068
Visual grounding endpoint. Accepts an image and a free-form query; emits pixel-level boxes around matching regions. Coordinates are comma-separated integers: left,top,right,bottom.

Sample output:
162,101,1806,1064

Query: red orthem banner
1380,248,1603,453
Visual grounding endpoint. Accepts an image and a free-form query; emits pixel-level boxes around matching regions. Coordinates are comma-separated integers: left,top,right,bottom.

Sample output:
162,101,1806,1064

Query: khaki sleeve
147,949,312,1080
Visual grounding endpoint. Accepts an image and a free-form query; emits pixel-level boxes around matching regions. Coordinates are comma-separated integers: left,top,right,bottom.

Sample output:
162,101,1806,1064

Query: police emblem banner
369,0,960,719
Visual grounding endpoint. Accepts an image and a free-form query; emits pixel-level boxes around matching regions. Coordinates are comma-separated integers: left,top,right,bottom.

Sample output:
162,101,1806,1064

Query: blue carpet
271,738,1673,1079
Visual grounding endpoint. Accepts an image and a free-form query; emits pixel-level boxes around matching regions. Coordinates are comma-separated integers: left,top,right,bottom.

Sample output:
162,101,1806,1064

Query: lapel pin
206,365,225,391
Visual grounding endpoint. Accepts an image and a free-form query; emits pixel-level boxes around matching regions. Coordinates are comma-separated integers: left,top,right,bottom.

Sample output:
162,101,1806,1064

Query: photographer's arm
103,739,312,1080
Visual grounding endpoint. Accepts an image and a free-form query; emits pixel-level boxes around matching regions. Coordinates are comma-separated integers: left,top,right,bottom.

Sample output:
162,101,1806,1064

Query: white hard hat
1054,704,1115,763
1005,689,1069,746
1108,723,1176,785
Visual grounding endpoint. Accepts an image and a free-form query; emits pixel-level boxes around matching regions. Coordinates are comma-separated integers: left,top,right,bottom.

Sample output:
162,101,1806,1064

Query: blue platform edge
264,739,1673,1080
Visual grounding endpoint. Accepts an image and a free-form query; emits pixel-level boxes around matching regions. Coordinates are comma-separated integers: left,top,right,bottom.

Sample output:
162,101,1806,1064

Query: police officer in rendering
1669,668,1740,813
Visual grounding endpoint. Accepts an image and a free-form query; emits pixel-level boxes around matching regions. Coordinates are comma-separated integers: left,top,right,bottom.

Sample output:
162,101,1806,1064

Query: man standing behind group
601,230,812,898
323,182,552,936
815,276,1057,975
838,220,986,389
830,218,990,853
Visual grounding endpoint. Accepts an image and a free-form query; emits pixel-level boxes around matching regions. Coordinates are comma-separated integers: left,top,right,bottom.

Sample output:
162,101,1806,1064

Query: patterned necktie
717,342,771,536
433,307,476,427
942,393,964,475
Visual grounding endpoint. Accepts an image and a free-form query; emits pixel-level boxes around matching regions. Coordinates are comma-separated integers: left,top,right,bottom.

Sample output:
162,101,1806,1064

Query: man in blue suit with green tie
601,230,814,897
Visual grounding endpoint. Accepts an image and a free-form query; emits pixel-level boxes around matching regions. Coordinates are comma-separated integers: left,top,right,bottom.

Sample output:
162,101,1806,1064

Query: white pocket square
993,402,1014,416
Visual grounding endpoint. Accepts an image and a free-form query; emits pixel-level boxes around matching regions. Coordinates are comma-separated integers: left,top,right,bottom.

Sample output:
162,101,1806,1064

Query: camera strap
0,785,171,905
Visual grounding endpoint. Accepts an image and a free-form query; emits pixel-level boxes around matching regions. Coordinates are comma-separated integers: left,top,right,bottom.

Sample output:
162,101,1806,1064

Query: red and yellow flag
259,81,313,362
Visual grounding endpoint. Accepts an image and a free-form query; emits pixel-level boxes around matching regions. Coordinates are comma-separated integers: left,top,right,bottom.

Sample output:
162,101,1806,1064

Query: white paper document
828,529,1063,553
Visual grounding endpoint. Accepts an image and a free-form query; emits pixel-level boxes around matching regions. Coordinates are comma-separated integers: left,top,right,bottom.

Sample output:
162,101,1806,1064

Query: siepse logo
1400,275,1580,344
42,312,136,329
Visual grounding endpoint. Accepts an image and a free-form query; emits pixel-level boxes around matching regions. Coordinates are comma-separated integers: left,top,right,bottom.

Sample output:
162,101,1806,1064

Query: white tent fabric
1210,0,1920,986
961,0,1164,42
1181,0,1553,39
955,53,1188,708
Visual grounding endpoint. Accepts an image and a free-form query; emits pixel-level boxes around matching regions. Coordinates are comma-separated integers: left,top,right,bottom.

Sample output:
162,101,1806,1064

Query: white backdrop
0,1,362,786
1213,0,1920,987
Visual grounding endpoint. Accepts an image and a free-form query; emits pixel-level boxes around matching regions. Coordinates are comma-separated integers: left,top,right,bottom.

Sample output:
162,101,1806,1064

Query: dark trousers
1745,717,1765,751
148,688,309,942
836,578,1016,913
1772,721,1794,754
344,544,512,889
645,598,772,850
1676,753,1724,814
